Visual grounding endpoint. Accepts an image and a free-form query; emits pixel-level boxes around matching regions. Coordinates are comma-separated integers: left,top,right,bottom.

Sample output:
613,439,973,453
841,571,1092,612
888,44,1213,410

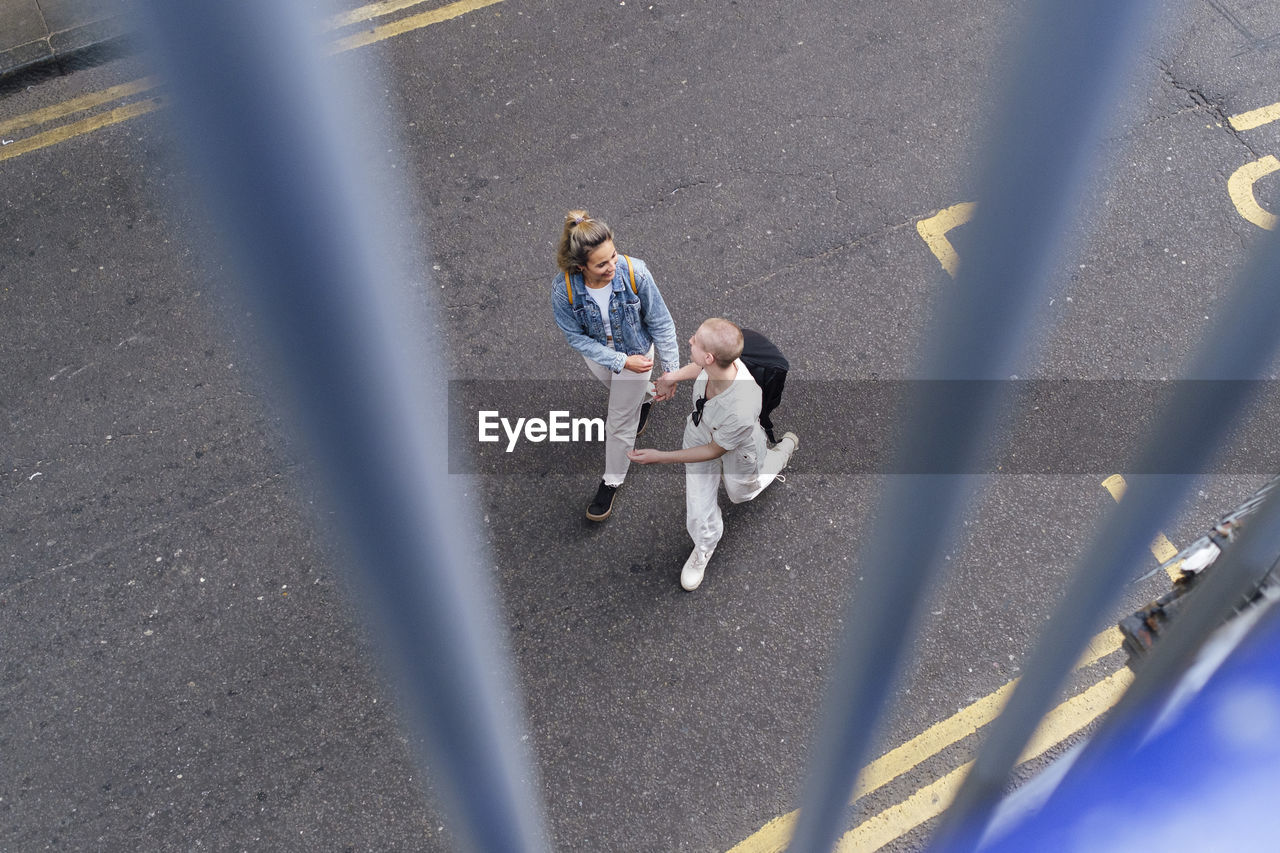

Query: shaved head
697,318,744,368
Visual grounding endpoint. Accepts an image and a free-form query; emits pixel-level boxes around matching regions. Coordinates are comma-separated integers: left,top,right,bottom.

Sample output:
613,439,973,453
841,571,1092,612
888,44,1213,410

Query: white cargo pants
684,417,791,554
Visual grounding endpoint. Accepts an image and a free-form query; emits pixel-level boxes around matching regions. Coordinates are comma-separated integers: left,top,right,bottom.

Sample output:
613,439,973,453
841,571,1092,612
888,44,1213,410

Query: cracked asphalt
4,0,1280,851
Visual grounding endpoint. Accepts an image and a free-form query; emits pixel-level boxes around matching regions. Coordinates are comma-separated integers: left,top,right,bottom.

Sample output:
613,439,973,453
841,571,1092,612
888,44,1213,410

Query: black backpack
740,328,789,444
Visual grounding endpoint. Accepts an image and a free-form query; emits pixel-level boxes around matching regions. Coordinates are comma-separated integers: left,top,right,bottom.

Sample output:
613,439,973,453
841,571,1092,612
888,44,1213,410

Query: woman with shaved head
629,318,798,591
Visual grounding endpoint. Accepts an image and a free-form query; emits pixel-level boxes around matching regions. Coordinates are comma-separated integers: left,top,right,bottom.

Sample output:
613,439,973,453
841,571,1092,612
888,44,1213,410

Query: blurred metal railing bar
786,2,1159,850
931,222,1280,851
135,2,549,850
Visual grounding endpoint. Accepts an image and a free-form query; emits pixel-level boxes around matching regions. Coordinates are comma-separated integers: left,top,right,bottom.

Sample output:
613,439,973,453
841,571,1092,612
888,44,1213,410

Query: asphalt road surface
4,0,1280,850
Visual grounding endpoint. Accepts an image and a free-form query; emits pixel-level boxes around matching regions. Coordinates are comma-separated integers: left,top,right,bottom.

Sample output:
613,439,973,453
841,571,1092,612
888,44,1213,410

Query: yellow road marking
331,0,506,53
725,480,1170,851
0,98,163,163
327,0,460,30
833,667,1134,852
1076,626,1124,669
0,77,157,137
1101,474,1182,579
732,479,1166,852
0,0,506,163
915,202,975,276
726,627,1124,853
1229,101,1280,132
1227,155,1279,231
916,102,1280,270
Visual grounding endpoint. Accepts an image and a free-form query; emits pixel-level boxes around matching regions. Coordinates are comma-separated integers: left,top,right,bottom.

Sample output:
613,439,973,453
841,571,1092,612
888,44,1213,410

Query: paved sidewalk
0,0,132,80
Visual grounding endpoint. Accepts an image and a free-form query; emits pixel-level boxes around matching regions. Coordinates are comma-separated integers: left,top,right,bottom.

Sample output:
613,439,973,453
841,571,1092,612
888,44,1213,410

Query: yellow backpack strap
623,255,636,293
564,268,574,304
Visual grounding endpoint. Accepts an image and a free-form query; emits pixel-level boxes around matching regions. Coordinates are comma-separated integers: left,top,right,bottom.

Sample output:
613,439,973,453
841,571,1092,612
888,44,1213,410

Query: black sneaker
636,401,653,436
586,480,618,521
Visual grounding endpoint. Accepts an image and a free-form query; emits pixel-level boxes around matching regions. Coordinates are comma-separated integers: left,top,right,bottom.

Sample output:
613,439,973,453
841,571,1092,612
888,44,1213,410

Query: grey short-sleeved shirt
687,359,764,452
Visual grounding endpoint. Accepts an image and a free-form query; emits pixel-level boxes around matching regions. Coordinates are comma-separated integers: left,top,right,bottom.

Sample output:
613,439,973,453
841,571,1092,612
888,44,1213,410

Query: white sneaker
681,547,714,591
765,432,800,477
779,431,799,458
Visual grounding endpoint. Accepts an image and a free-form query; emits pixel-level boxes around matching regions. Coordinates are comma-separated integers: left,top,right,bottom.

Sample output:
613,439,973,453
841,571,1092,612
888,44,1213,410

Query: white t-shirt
585,284,614,346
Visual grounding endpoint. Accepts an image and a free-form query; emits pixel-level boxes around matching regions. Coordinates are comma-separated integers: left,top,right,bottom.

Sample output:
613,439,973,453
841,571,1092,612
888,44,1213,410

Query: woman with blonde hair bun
551,209,680,521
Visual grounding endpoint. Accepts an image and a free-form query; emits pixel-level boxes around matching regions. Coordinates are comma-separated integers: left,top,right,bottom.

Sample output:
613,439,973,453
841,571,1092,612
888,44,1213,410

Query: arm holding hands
653,373,678,401
628,441,727,465
653,361,702,401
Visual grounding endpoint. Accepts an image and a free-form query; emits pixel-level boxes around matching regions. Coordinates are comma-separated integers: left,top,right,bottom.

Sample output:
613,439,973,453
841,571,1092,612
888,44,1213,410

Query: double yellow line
328,0,504,52
0,0,505,164
0,77,161,163
729,624,1129,853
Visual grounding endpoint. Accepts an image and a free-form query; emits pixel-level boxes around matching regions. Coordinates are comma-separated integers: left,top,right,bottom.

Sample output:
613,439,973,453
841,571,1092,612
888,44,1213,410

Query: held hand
653,372,678,401
624,354,654,373
627,447,662,464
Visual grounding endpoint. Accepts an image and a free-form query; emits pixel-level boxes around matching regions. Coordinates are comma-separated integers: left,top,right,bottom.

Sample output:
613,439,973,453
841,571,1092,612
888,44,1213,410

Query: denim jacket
551,255,680,375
